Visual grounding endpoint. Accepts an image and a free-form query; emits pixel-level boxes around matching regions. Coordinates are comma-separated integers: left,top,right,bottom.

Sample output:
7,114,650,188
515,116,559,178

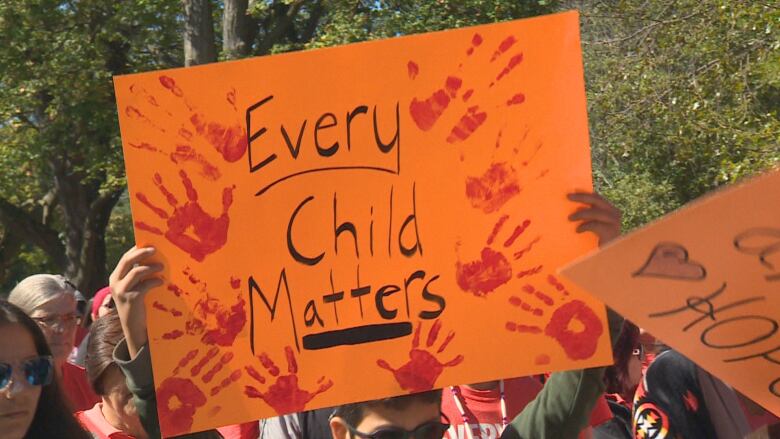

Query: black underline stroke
255,166,399,197
302,322,412,350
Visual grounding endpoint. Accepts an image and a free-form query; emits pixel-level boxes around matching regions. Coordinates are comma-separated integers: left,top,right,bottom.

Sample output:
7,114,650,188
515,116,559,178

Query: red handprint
408,33,526,144
126,76,247,165
157,346,243,436
135,170,235,262
505,275,603,361
377,320,463,393
456,214,542,296
155,273,247,347
244,346,333,414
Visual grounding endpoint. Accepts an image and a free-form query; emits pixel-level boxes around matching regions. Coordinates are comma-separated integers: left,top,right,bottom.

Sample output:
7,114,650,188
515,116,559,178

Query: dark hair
0,300,92,439
85,311,124,395
604,320,640,395
332,390,443,427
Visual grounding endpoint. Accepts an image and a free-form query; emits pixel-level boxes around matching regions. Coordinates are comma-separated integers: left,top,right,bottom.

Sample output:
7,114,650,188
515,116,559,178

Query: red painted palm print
408,33,525,144
377,320,463,393
134,170,235,262
456,213,542,297
153,274,247,436
244,346,333,414
125,76,247,180
155,272,246,346
157,346,243,436
505,275,603,361
456,128,549,295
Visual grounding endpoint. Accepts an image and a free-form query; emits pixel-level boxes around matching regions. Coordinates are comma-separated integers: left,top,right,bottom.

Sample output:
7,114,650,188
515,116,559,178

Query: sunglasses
344,418,451,439
0,356,54,391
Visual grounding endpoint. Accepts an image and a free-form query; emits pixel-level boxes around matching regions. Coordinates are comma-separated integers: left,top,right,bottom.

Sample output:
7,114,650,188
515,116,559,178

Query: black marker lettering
333,193,358,258
399,182,423,257
280,120,307,158
376,284,401,320
287,196,324,266
246,95,276,173
701,315,778,349
314,112,339,157
419,274,445,319
304,300,324,327
346,105,368,151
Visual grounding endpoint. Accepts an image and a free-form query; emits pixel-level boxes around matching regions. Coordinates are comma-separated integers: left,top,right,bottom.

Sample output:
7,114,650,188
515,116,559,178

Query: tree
2,0,775,294
0,0,182,294
577,0,780,229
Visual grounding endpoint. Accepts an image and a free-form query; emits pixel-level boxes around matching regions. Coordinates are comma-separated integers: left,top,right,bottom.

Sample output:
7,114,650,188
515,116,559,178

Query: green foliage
581,0,780,229
1,0,777,287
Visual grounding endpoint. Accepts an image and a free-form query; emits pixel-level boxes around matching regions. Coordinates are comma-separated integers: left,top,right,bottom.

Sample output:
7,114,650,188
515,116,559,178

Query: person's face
100,366,148,439
29,294,78,364
0,324,43,439
330,399,443,439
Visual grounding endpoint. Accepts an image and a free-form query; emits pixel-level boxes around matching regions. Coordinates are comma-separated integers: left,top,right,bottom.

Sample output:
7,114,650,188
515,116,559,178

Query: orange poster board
115,11,611,436
561,169,780,418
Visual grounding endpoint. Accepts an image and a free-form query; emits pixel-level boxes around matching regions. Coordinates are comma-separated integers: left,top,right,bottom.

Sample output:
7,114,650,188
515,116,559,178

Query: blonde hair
8,274,77,314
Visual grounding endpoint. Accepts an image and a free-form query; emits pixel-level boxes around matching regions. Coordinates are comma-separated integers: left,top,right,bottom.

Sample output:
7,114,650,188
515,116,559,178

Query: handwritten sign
115,11,611,436
561,168,780,417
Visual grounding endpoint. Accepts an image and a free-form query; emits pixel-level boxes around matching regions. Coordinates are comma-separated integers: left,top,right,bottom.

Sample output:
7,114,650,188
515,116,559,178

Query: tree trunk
184,0,217,66
223,0,257,59
51,158,124,296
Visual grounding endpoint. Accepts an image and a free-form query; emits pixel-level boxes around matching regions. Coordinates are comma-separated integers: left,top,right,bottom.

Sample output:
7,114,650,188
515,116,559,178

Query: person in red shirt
442,377,543,438
78,312,148,439
8,274,100,412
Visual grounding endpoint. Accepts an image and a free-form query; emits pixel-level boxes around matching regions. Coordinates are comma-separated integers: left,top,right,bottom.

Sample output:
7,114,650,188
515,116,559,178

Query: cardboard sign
561,169,780,417
115,11,612,436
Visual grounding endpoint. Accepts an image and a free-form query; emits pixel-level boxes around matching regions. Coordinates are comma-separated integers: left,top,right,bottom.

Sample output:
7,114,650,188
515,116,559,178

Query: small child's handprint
377,320,463,393
244,346,333,414
156,273,246,347
505,276,603,361
135,170,234,262
456,214,541,296
157,346,242,436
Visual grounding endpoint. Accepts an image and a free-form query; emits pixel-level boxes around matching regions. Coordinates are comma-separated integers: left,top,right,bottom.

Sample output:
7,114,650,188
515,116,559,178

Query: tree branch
0,196,66,266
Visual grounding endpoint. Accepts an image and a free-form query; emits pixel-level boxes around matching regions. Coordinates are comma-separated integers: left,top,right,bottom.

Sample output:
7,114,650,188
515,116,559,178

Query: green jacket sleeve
113,339,223,439
501,308,624,439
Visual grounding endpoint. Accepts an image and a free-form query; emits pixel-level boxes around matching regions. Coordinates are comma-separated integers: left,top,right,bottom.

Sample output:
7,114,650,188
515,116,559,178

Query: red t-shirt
442,377,543,439
216,422,260,439
61,361,100,412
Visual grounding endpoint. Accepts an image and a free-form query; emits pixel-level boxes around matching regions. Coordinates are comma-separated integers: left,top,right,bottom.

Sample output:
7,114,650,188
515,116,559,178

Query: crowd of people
1,191,778,439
